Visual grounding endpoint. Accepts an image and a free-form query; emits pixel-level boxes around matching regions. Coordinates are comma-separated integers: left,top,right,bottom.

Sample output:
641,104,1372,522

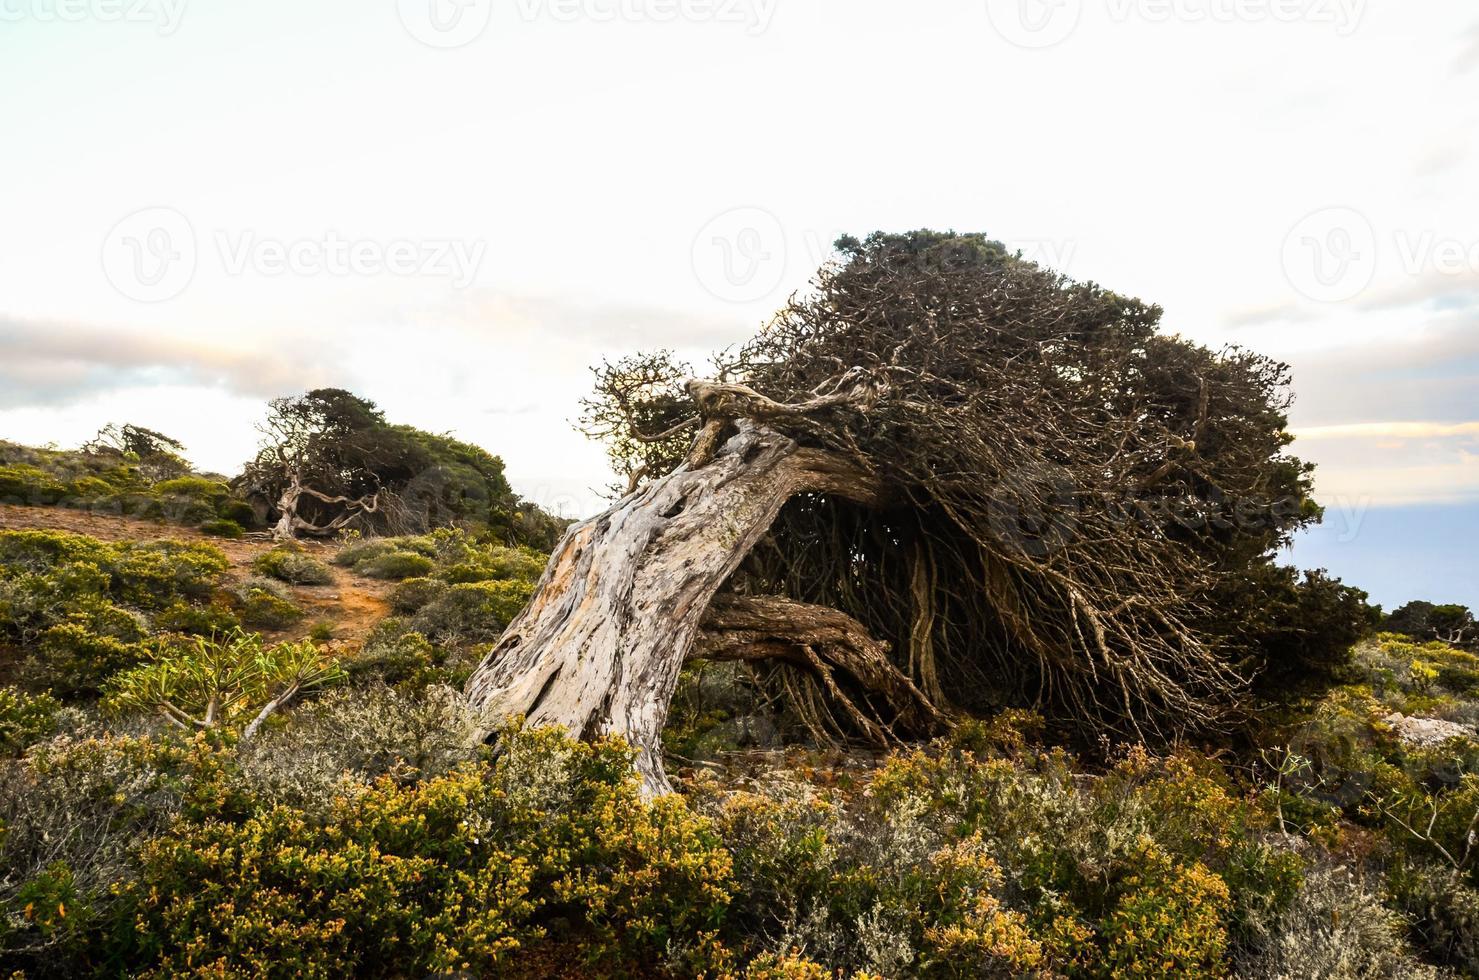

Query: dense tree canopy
577,231,1344,744
236,389,562,548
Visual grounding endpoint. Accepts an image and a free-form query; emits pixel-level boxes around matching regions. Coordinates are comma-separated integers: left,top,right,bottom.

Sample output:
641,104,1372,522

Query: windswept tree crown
581,230,1321,741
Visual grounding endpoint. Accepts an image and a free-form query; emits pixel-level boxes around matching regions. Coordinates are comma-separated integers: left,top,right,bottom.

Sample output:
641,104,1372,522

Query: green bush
408,580,534,645
116,729,732,977
0,687,59,754
388,576,445,615
0,442,258,530
198,518,244,539
344,625,441,690
0,532,232,700
214,499,258,527
0,463,66,505
0,733,247,972
252,546,334,586
356,550,435,581
236,683,487,805
332,538,398,568
697,730,1302,977
237,586,304,630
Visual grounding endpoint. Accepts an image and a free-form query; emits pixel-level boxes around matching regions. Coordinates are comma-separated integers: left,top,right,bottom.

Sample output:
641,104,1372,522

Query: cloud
0,316,335,408
1454,22,1479,75
1293,421,1479,441
1414,141,1469,178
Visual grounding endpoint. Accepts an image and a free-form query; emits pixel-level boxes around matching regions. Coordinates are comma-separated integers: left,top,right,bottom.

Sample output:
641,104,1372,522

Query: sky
0,0,1475,610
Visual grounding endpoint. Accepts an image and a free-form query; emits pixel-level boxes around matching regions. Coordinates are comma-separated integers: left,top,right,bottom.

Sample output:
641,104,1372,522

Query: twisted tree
464,231,1320,794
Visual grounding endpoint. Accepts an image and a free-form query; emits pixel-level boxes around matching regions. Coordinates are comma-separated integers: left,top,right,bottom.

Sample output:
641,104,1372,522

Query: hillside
0,493,1476,977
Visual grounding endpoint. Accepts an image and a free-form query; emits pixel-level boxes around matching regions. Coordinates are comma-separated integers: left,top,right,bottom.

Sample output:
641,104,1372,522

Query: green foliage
0,530,230,698
690,727,1302,978
1259,633,1479,969
232,577,304,630
104,629,344,732
235,388,558,544
345,529,544,658
1239,567,1380,699
0,462,66,504
1386,600,1477,651
343,623,442,690
116,728,731,978
356,550,435,580
251,545,334,585
0,438,256,530
0,686,59,754
0,733,247,972
197,518,244,539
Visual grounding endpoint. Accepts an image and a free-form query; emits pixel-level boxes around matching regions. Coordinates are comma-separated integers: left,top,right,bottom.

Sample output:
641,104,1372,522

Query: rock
1382,712,1476,748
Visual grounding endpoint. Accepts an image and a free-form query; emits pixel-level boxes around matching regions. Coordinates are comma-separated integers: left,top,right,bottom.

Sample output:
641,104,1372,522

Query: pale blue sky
0,0,1476,607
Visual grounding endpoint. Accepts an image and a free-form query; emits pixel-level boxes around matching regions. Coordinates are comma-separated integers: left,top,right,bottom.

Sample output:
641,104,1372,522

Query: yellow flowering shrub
1101,843,1231,978
118,728,732,977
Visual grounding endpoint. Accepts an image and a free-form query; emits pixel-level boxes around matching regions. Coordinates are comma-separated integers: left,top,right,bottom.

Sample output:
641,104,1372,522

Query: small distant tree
237,389,389,540
104,630,344,739
1240,567,1380,696
84,423,191,482
236,388,554,543
1386,601,1477,650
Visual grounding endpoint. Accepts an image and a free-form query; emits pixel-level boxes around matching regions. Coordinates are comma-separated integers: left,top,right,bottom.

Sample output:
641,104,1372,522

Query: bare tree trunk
696,594,948,745
464,421,884,796
271,482,304,540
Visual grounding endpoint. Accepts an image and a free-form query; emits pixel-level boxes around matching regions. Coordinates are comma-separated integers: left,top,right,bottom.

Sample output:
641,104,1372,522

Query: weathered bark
464,420,884,795
271,473,380,540
695,594,948,744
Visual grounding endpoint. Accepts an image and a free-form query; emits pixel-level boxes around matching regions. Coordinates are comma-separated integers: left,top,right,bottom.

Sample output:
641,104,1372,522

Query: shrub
0,532,227,626
198,518,244,539
251,546,334,586
117,729,732,977
332,538,398,568
356,550,435,581
214,498,258,527
237,585,304,630
0,733,246,972
148,476,232,526
408,579,535,645
0,463,65,505
1236,861,1442,979
104,630,344,735
1100,843,1231,978
151,599,239,636
237,683,487,806
388,576,445,615
0,686,59,754
344,625,441,690
24,618,152,699
1386,861,1479,975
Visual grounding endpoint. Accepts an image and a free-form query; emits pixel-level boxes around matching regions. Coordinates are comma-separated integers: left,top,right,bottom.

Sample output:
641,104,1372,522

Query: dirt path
0,503,392,650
